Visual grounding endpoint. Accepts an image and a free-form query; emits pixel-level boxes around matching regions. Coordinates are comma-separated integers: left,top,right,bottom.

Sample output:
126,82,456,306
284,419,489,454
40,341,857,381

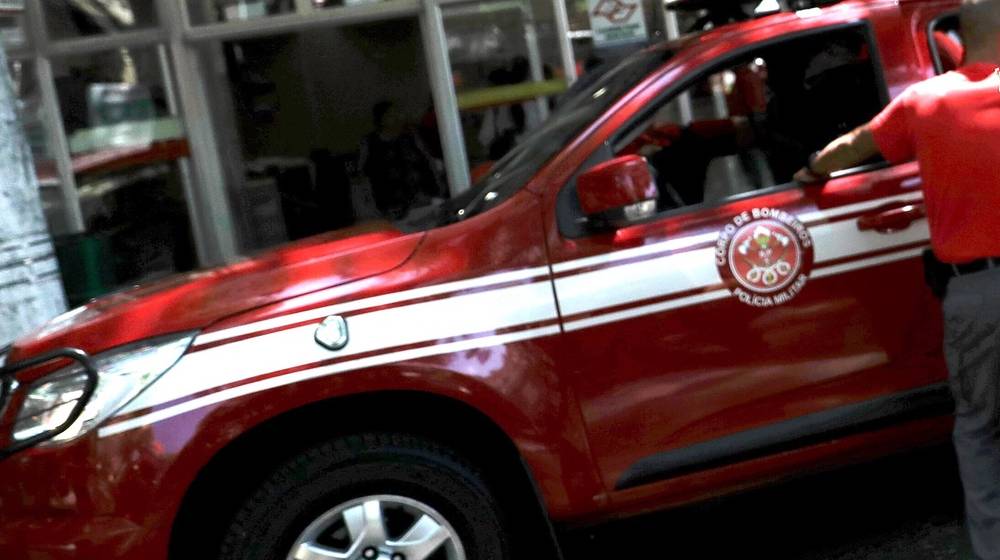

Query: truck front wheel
217,433,511,560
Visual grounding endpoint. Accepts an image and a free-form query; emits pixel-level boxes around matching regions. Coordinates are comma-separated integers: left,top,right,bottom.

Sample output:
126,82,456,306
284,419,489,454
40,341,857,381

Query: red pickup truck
0,1,966,558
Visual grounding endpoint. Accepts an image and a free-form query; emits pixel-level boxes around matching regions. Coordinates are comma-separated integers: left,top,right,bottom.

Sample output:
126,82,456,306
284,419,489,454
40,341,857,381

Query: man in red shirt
797,1,1000,557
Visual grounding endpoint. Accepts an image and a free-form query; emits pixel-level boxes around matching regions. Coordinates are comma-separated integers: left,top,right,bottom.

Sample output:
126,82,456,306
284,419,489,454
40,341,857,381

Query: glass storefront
443,0,569,171
196,17,445,251
5,0,668,303
49,47,196,291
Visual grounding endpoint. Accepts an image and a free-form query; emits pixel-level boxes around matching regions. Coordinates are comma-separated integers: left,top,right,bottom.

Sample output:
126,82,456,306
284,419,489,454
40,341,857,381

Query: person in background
359,101,440,220
795,1,1000,557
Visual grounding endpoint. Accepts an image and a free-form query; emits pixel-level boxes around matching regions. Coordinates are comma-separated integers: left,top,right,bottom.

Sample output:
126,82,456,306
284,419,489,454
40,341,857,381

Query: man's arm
794,124,882,183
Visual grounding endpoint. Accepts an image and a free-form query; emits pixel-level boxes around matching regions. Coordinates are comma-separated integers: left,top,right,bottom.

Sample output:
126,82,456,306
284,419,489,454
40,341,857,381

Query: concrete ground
563,446,974,559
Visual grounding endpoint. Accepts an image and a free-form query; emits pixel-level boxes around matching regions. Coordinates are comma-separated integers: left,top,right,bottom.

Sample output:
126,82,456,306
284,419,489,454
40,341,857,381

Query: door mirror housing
577,155,659,228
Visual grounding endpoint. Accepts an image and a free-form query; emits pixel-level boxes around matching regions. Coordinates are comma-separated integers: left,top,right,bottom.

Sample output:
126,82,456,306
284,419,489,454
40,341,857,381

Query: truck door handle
857,203,926,233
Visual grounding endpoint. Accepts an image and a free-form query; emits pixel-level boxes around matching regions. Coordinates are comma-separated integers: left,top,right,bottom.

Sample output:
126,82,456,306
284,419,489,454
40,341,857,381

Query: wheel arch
167,389,564,559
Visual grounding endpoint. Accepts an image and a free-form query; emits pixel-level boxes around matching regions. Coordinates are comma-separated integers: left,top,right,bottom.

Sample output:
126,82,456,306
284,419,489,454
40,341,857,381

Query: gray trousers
944,267,1000,560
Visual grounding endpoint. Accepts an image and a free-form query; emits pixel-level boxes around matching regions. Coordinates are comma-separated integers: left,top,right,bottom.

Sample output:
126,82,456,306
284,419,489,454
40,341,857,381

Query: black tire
218,433,511,560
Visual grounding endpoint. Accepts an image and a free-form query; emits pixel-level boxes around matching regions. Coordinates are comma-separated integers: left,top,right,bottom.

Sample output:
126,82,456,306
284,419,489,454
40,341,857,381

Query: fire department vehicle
0,0,968,557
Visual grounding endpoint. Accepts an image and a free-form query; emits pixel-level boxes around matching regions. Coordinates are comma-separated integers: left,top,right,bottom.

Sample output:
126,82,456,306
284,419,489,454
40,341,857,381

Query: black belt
949,257,1000,277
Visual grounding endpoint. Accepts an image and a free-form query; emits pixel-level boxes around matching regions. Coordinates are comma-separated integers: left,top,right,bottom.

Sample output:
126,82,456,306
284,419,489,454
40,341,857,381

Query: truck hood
10,222,423,361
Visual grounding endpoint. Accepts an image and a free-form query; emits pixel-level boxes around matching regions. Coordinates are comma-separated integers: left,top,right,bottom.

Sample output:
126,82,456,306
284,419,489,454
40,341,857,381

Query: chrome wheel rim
287,495,466,560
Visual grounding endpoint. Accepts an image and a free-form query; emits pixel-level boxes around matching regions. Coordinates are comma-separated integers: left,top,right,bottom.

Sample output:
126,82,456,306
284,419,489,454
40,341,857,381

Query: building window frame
17,0,578,266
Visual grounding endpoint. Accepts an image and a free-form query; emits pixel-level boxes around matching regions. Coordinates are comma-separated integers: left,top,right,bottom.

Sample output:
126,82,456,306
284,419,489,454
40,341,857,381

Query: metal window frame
21,0,85,234
553,0,577,85
179,0,474,198
35,54,85,233
421,0,470,196
15,0,241,265
184,0,420,42
41,28,166,57
14,0,581,261
158,0,239,264
422,0,578,196
176,0,436,244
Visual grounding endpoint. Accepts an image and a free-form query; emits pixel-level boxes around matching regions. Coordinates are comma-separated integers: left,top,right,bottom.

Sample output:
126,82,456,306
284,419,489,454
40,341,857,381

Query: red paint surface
0,2,962,557
9,222,420,363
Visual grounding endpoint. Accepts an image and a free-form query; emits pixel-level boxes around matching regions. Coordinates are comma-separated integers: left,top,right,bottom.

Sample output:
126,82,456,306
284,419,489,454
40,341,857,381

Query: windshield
404,46,675,231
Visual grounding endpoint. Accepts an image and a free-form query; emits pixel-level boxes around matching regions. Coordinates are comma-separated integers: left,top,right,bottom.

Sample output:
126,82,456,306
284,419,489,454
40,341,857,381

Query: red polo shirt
870,62,1000,263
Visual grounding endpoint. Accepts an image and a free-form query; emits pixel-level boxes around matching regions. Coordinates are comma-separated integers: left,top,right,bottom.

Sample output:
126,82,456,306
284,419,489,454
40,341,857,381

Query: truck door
546,21,949,495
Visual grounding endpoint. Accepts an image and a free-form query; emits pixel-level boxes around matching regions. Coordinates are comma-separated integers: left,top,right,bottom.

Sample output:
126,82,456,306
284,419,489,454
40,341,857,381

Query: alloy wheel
288,495,466,560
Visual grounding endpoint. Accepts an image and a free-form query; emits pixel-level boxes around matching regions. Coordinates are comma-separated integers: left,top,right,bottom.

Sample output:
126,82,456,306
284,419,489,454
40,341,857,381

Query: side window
929,15,963,74
613,25,886,212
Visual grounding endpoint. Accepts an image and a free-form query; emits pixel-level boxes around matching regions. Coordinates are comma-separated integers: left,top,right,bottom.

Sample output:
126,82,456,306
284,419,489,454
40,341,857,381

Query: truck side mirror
576,155,659,228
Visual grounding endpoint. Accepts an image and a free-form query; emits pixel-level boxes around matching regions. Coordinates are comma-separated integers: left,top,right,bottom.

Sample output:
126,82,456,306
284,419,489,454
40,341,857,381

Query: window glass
435,45,674,227
442,0,570,172
613,26,885,213
41,0,159,40
51,47,197,302
194,18,448,251
929,15,963,74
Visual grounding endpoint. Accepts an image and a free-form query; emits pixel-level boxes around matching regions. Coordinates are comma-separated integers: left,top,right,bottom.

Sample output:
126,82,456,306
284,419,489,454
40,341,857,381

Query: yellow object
457,79,568,111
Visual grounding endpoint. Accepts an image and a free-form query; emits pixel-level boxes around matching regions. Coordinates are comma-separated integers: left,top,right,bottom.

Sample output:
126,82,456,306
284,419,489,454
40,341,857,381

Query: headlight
12,332,195,444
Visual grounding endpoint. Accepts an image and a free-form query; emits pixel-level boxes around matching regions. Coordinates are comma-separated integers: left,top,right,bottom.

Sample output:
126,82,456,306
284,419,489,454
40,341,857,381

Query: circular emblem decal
715,208,814,308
